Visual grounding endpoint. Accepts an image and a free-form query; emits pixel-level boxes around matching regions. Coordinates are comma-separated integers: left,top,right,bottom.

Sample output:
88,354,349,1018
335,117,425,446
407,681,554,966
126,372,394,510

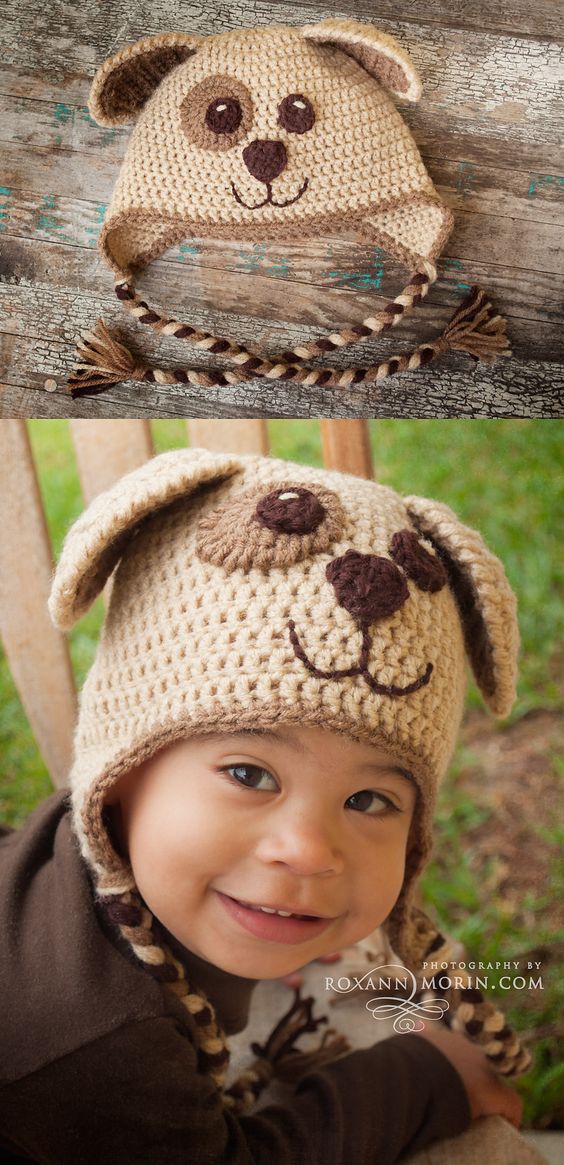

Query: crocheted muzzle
48,448,518,950
68,20,510,395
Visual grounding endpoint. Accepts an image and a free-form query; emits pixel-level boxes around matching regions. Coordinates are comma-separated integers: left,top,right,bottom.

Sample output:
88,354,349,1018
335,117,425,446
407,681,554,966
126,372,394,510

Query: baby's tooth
277,910,292,917
260,906,276,913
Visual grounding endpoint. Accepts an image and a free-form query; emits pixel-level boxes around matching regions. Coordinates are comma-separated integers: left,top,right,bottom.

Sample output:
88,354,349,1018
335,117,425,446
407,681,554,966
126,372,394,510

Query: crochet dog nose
326,550,409,626
242,139,288,183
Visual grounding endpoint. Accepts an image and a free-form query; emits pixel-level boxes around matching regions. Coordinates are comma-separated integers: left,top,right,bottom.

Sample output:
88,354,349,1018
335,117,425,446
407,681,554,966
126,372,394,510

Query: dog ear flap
301,18,421,102
48,450,243,630
88,33,203,126
404,495,519,717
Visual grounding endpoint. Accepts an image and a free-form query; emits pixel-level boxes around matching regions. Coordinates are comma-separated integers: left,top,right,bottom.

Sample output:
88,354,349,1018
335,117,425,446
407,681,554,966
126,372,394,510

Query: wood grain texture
70,419,154,501
0,420,76,784
1,0,562,418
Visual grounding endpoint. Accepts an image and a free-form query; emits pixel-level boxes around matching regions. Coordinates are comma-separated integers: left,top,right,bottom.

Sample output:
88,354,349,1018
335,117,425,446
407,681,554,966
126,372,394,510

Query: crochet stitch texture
47,449,529,1104
68,20,511,395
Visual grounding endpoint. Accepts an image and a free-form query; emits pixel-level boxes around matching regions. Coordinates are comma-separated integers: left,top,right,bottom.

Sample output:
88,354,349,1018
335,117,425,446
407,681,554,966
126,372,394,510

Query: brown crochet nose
242,140,287,183
326,550,409,627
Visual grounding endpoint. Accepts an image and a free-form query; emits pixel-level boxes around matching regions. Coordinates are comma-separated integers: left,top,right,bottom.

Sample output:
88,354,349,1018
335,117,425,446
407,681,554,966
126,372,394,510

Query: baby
0,449,534,1163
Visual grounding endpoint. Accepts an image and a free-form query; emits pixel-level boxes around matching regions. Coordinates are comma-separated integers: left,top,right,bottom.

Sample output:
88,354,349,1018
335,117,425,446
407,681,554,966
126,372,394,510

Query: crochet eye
277,94,315,134
389,530,448,593
195,482,345,574
255,488,326,535
205,97,243,135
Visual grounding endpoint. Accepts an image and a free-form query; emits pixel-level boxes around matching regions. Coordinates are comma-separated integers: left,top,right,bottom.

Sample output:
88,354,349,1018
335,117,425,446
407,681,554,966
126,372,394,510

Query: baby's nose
326,550,409,626
242,139,287,183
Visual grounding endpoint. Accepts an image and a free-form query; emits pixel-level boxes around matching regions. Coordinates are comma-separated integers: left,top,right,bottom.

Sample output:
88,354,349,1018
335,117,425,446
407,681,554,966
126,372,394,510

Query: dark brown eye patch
389,529,448,593
277,94,315,133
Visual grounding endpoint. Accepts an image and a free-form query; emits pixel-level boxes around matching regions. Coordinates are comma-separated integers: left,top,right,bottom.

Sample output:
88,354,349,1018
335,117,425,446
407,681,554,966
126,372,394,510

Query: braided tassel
67,319,149,395
98,889,350,1115
223,985,350,1111
400,909,532,1079
66,287,510,396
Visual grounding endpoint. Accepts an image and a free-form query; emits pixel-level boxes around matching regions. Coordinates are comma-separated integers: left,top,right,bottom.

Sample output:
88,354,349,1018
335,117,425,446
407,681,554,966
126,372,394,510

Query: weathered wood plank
0,419,76,784
1,7,562,167
2,238,561,372
2,349,562,419
187,419,268,453
319,420,374,478
70,419,154,501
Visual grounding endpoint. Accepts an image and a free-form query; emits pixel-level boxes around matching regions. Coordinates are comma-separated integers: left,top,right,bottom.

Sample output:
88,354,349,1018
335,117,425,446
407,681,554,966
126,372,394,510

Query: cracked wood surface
1,0,563,418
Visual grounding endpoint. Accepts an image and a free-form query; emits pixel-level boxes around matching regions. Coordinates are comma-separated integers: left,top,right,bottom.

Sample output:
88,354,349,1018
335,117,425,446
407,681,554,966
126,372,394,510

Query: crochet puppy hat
49,449,530,1109
68,20,510,396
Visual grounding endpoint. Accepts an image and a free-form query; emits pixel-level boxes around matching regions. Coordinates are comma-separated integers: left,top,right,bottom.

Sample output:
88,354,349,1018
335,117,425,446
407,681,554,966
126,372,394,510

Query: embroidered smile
230,176,309,209
288,620,433,698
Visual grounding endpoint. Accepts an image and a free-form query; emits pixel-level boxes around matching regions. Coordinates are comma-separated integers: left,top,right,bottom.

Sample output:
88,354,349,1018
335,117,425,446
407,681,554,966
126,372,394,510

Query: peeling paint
0,186,11,232
85,202,108,240
53,102,73,125
455,161,476,197
527,174,564,199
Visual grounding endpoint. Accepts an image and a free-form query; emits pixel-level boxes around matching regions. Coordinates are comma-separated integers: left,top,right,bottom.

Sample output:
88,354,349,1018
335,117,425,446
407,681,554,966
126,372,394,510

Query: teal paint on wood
0,187,11,232
527,175,564,199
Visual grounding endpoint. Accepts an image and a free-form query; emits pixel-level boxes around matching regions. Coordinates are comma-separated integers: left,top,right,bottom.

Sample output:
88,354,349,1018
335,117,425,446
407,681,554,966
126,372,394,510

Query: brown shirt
0,790,470,1163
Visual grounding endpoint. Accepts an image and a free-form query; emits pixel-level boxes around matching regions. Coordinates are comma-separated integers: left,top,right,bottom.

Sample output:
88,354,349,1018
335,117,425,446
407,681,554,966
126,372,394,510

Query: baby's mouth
231,176,309,210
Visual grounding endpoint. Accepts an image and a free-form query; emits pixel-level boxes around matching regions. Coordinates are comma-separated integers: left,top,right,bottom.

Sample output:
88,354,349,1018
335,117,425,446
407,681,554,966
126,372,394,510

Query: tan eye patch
390,529,448,592
196,482,345,573
179,74,254,150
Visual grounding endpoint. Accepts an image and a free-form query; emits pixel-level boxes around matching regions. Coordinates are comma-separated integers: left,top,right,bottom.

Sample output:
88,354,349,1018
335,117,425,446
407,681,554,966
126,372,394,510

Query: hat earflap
404,495,519,718
48,449,243,630
89,32,203,126
301,18,421,102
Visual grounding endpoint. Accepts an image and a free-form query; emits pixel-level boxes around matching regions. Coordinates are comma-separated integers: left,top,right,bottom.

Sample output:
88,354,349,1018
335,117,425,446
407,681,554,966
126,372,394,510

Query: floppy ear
404,496,519,717
301,18,421,102
48,449,243,630
88,32,203,126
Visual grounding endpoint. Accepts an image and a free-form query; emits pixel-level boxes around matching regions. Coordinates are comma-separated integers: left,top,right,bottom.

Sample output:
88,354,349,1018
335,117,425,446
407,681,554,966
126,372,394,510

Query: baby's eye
225,764,278,791
346,789,398,815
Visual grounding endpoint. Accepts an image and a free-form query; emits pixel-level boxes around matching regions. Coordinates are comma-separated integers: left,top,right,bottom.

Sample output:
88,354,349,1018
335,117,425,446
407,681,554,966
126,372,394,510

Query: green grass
1,418,562,1126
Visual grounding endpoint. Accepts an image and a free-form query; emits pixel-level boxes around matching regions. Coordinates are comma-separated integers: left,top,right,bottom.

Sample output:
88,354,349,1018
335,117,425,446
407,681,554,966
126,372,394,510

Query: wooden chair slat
320,421,374,479
187,420,268,454
0,421,76,786
70,420,154,503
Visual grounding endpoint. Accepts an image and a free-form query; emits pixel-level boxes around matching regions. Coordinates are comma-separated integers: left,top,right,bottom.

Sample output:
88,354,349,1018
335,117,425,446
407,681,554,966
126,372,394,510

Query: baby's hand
415,1023,523,1129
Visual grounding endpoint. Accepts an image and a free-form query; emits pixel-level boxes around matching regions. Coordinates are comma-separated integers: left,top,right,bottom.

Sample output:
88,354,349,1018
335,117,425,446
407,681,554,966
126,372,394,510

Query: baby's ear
88,32,203,126
48,449,243,630
301,18,421,102
404,496,519,717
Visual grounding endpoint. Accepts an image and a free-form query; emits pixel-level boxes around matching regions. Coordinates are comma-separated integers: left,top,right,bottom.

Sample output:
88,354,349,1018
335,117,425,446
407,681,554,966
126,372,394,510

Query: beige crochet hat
48,449,531,1103
68,20,510,396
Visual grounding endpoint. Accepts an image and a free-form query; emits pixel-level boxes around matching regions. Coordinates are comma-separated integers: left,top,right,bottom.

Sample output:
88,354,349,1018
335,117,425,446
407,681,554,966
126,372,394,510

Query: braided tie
67,285,511,396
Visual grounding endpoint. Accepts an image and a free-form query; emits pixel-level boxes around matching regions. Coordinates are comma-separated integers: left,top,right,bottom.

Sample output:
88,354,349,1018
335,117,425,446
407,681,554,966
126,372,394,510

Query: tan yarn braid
97,886,351,1114
67,286,511,396
112,265,436,363
403,910,531,1078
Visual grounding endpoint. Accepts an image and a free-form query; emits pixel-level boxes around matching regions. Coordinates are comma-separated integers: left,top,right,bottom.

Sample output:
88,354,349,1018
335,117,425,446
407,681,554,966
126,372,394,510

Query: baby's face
105,726,416,980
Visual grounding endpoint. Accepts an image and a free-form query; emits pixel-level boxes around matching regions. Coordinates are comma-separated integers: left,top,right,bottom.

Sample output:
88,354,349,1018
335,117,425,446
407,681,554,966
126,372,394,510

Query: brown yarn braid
67,285,511,396
398,909,531,1077
97,886,351,1114
112,266,437,363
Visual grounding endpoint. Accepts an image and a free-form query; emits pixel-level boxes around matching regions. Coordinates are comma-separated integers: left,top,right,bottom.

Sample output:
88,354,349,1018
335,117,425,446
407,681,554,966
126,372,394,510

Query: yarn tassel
438,286,511,364
224,986,350,1108
67,318,148,395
